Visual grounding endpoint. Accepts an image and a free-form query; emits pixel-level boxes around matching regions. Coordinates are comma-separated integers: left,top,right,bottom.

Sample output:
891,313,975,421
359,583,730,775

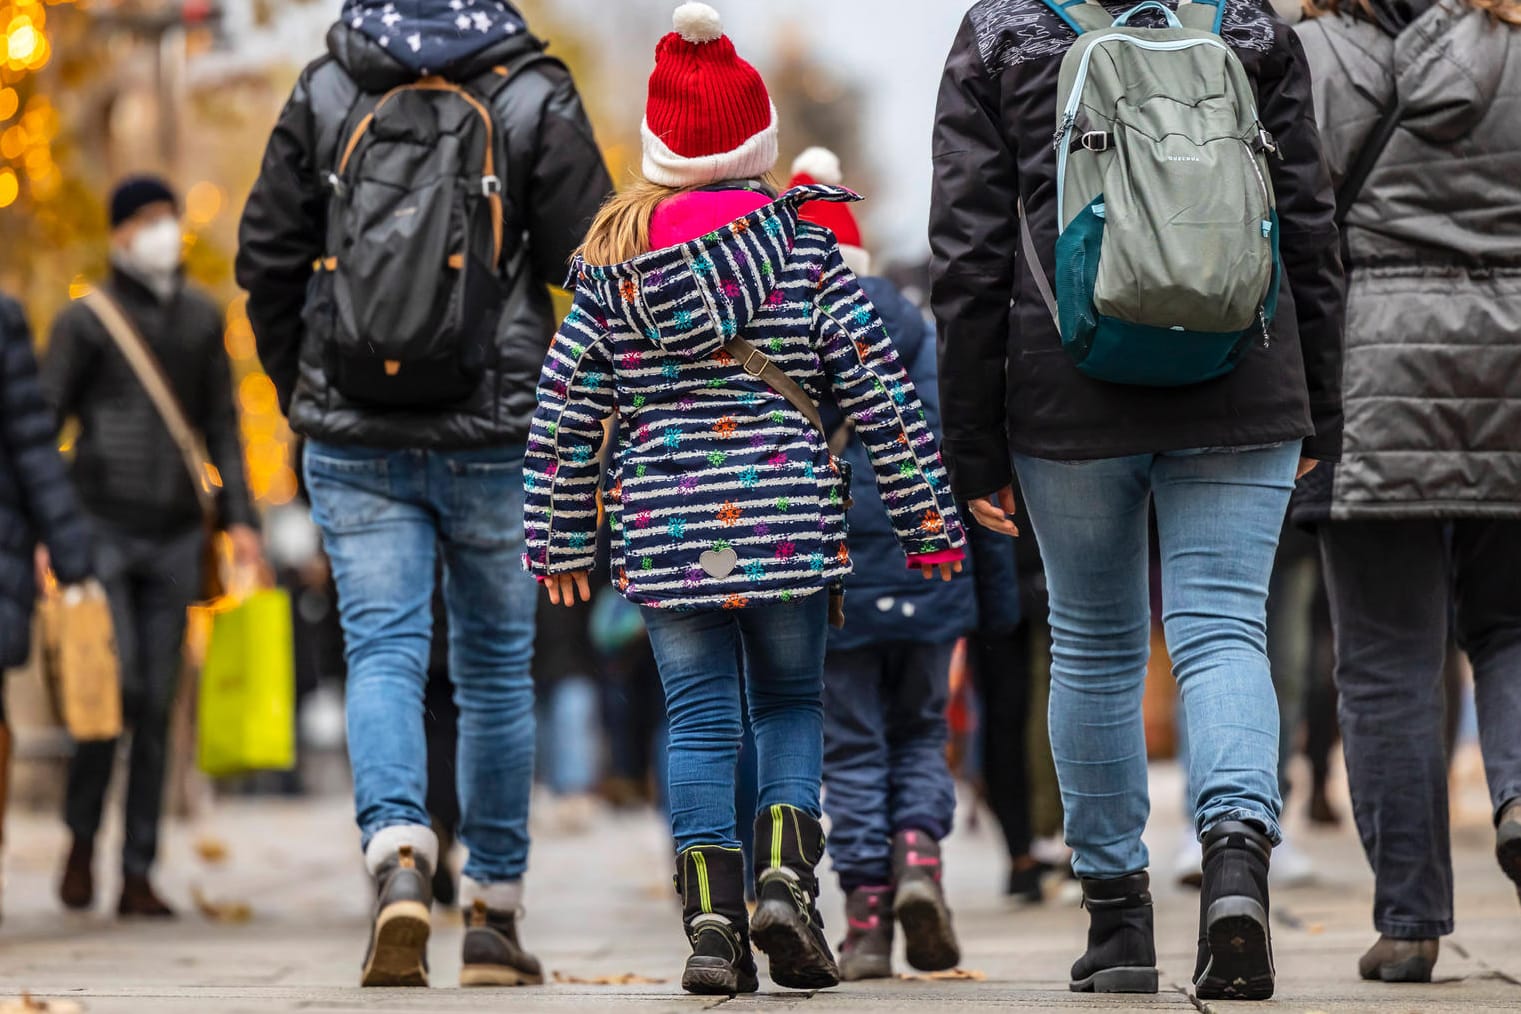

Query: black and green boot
676,846,759,996
750,805,840,990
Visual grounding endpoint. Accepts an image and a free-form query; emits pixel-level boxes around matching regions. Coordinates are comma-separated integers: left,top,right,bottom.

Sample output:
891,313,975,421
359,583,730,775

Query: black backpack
308,51,554,408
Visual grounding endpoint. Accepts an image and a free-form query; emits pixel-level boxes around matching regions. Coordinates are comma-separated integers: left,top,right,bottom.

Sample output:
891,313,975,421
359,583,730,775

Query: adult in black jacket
44,177,261,921
930,0,1345,1000
0,293,93,920
235,0,611,988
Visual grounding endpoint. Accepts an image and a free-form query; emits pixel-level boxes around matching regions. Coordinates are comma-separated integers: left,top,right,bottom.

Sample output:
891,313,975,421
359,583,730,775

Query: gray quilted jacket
1293,1,1521,522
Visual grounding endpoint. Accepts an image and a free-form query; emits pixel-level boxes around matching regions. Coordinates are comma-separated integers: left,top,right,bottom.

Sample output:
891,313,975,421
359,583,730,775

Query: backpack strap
1018,199,1061,329
1040,0,1112,34
1176,0,1227,33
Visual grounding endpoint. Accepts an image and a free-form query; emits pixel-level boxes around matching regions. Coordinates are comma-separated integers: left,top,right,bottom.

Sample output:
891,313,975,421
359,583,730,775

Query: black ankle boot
361,845,433,987
676,846,759,996
1194,821,1275,1001
1069,872,1158,993
891,829,960,972
750,805,840,990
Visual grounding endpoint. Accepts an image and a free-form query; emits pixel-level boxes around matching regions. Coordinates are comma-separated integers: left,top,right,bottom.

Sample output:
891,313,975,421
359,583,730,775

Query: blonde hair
1303,0,1521,24
578,173,781,267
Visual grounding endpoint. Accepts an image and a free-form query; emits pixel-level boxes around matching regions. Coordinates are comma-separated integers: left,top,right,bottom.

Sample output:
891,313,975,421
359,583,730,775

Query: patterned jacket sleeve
523,289,616,578
814,250,967,560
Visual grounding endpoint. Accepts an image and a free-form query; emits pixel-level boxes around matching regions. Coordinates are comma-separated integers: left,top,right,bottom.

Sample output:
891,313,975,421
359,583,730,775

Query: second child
525,3,967,996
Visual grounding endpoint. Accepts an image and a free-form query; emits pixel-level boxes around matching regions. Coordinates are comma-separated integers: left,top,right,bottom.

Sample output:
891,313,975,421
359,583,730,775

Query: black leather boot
1069,872,1159,993
750,805,840,990
1194,822,1275,1001
675,846,758,996
1497,799,1521,901
891,829,961,972
460,899,544,987
361,844,433,987
838,886,894,981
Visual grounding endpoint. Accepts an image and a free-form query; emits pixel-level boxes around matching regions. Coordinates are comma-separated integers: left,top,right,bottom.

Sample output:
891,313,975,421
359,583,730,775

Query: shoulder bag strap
1335,96,1404,227
722,336,826,440
1019,198,1062,329
78,290,217,521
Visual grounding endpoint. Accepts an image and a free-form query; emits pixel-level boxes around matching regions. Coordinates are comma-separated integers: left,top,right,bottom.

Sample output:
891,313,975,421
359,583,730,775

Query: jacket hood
573,184,861,362
1395,1,1512,143
328,1,538,89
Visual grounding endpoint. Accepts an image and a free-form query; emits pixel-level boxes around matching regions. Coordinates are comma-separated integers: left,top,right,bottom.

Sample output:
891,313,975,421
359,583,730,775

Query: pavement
1,759,1518,1014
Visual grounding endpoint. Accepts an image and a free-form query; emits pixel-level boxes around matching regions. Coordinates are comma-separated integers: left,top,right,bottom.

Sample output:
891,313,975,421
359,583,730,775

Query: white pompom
673,2,723,43
791,146,842,185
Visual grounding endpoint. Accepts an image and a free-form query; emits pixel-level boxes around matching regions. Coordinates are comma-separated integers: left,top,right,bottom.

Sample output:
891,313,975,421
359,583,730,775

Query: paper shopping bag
197,589,296,777
41,581,122,742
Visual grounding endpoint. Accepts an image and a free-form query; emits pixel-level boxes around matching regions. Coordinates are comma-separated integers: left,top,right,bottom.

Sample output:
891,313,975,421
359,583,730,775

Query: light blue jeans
304,441,538,884
1014,443,1298,879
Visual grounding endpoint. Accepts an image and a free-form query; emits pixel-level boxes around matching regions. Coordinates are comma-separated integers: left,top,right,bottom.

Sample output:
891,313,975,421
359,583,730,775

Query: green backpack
1026,0,1283,387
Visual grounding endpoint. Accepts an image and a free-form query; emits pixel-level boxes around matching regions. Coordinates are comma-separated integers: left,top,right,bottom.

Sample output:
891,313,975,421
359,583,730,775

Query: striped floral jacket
523,184,966,610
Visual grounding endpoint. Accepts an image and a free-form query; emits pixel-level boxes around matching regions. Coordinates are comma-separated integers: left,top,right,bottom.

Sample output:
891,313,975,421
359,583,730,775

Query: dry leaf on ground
191,886,253,924
551,972,666,986
898,968,988,982
193,837,230,864
0,995,85,1013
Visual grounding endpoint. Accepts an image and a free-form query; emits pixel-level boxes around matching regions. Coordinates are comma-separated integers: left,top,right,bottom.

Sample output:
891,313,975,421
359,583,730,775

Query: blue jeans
1014,443,1298,879
642,595,829,853
304,441,538,884
822,641,958,889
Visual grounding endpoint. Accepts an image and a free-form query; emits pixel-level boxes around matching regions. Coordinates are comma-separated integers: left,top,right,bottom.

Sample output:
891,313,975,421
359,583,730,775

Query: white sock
364,824,439,876
460,876,524,913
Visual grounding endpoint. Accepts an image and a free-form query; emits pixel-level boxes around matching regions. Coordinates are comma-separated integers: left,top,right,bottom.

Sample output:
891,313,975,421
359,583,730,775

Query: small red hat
642,3,779,188
790,147,871,275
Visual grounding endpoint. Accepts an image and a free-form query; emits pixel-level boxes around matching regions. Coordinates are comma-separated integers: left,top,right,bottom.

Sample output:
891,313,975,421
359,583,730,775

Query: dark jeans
66,523,202,877
822,641,957,889
1320,519,1521,939
641,595,829,853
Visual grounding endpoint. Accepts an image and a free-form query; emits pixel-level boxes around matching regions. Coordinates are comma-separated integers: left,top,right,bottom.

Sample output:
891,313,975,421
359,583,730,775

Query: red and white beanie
790,147,872,277
642,3,779,188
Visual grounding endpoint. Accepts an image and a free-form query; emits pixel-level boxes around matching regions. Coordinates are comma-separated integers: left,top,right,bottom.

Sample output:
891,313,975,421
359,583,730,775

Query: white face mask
126,219,184,276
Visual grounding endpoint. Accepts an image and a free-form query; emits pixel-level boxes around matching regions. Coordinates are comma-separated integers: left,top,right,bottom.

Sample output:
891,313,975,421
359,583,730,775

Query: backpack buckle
1079,131,1111,153
742,349,770,377
481,175,502,197
327,173,347,199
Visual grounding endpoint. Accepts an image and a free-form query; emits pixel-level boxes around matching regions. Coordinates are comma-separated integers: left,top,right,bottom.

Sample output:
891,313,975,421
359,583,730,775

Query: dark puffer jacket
1,295,92,669
1293,1,1521,523
825,276,977,653
931,0,1346,500
236,15,612,450
43,269,257,537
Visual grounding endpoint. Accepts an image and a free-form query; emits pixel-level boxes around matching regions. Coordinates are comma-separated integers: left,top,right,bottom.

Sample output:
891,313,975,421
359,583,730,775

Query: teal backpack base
1029,0,1285,388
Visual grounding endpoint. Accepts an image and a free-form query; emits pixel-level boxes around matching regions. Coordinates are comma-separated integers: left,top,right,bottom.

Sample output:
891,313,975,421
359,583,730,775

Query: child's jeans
822,641,958,890
641,594,829,852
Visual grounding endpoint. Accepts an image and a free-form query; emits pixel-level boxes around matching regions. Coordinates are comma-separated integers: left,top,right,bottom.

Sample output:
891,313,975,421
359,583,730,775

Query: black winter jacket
1,295,92,669
930,0,1346,500
43,269,257,538
235,23,612,450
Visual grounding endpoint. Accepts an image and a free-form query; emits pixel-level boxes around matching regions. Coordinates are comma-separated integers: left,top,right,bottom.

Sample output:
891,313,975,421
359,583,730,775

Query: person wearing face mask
41,175,262,919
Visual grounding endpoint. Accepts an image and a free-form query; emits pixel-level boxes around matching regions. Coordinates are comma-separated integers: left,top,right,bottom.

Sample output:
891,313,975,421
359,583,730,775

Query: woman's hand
545,570,592,607
968,486,1021,538
920,560,964,582
1297,457,1320,480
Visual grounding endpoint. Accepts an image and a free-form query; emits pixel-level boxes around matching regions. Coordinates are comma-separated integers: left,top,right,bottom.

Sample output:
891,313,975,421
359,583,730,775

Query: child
789,149,976,981
524,3,966,996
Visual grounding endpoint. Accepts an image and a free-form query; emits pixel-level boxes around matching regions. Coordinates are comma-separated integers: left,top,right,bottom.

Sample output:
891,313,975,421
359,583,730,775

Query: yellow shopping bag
197,588,296,777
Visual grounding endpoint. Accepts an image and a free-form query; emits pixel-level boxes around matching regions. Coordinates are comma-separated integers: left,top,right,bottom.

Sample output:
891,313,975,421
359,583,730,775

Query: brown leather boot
118,874,177,919
59,837,94,911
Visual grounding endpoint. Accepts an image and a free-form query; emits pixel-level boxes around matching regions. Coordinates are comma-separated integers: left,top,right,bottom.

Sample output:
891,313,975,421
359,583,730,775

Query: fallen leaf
898,968,988,982
0,995,85,1013
551,972,666,986
1307,922,1325,934
191,886,252,924
194,837,230,864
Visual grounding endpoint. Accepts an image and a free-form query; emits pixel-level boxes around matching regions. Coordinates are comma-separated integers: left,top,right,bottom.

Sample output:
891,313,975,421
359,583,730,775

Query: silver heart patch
698,548,739,579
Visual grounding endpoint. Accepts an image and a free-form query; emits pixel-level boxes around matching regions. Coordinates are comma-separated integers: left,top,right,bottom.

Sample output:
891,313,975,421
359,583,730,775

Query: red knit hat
642,3,779,188
790,148,872,275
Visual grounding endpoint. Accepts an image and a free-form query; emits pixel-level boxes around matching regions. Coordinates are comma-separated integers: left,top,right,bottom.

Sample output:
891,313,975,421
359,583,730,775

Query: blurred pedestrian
44,176,261,919
1296,0,1521,983
931,0,1344,999
524,5,967,996
236,0,611,988
0,292,94,921
792,148,973,982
